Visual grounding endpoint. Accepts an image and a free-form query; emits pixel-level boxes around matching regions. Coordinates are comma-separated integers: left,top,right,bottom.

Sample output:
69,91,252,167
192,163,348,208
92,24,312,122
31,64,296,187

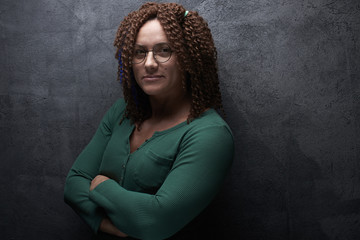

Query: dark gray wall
1,0,359,239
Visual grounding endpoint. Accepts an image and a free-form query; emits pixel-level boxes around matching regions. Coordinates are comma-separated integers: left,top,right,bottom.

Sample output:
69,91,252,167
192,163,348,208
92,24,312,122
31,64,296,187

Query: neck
149,92,191,121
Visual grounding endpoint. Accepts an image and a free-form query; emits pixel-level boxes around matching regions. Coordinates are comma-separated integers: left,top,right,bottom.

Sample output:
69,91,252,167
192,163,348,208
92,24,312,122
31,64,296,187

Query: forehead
135,19,169,46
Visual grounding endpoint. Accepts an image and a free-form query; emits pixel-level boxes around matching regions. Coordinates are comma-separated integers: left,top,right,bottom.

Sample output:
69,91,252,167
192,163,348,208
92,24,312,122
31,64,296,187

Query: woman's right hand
90,175,110,191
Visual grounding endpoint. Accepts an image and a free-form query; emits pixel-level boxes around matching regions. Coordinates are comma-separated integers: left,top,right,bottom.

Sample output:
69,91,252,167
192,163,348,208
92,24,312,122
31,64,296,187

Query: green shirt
64,99,234,240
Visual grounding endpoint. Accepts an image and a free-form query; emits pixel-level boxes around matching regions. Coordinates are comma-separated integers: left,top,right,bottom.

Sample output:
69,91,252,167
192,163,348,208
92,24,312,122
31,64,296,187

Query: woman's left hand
90,175,110,191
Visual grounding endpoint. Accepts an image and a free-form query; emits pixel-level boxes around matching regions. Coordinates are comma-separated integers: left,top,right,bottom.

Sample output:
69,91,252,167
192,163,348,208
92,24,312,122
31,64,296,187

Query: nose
144,51,158,70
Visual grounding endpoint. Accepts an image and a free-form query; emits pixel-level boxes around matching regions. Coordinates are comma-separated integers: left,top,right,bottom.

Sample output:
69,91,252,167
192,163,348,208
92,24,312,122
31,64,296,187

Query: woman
64,2,234,239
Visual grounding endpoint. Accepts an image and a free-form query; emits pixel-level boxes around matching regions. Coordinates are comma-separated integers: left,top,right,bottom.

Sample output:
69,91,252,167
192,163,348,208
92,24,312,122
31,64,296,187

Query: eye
154,44,172,57
159,47,171,53
133,48,146,58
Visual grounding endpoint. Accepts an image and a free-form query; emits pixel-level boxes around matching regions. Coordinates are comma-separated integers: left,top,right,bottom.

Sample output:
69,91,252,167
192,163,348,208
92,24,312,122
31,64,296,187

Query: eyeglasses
132,43,173,64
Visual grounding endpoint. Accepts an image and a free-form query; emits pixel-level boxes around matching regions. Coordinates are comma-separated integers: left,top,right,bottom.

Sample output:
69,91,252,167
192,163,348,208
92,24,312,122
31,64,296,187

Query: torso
129,116,188,153
129,124,156,153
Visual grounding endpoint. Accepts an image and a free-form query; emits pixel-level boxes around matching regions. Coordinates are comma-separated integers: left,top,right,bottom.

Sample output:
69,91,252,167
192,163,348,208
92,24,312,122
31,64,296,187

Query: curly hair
114,2,223,126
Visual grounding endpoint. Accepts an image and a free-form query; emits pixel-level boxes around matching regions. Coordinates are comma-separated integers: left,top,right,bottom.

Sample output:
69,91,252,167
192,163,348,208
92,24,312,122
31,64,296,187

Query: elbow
63,170,87,206
63,177,76,206
63,181,71,205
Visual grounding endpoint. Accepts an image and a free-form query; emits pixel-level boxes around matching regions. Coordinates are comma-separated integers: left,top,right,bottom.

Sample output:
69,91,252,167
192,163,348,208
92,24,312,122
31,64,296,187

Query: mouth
142,75,164,81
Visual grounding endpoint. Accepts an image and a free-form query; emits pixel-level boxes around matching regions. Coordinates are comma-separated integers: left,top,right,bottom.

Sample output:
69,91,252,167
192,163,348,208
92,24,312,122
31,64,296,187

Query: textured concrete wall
1,0,359,239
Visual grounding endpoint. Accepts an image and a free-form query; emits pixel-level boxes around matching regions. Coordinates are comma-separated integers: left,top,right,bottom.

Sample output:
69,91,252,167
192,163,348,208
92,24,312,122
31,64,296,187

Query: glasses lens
153,43,172,63
133,47,147,64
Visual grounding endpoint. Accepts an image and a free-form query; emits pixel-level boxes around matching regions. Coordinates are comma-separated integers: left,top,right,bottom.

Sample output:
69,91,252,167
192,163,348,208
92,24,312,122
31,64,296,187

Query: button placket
120,154,131,186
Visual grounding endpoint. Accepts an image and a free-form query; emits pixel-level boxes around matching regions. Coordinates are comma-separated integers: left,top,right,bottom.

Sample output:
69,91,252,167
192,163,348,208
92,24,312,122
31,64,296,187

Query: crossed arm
90,175,128,238
65,127,233,239
64,100,234,239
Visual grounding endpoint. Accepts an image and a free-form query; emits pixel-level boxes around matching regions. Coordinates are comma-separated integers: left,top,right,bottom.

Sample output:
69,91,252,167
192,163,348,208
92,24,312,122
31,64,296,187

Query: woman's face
132,19,184,100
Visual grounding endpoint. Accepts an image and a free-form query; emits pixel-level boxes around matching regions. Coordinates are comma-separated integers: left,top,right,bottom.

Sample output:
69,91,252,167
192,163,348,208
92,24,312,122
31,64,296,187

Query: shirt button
122,164,126,168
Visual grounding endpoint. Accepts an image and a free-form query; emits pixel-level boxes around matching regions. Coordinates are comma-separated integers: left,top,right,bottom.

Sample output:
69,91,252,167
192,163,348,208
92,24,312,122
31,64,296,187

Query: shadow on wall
215,88,360,239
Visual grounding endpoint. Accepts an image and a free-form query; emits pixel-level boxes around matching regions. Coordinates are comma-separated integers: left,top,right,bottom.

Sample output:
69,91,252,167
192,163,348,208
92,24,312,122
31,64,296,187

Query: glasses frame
132,42,173,64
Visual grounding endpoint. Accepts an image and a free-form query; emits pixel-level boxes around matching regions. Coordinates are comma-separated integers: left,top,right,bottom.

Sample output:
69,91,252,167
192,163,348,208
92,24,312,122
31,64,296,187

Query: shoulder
176,109,234,165
107,98,126,116
180,109,234,150
112,98,126,111
100,98,127,126
188,109,233,139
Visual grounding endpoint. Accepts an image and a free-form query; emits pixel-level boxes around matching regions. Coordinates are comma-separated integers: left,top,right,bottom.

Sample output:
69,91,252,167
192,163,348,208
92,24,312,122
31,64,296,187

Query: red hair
114,2,223,126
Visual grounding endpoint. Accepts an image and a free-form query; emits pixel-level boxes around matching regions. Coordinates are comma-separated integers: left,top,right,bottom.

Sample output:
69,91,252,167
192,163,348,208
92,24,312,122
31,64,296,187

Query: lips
142,75,164,81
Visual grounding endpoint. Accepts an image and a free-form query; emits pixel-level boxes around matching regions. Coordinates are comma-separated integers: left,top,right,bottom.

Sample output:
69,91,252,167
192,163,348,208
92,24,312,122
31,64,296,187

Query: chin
141,87,164,96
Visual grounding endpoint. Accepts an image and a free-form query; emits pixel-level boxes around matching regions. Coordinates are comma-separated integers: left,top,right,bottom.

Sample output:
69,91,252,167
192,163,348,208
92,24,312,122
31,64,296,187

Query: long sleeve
63,99,125,232
89,125,234,239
